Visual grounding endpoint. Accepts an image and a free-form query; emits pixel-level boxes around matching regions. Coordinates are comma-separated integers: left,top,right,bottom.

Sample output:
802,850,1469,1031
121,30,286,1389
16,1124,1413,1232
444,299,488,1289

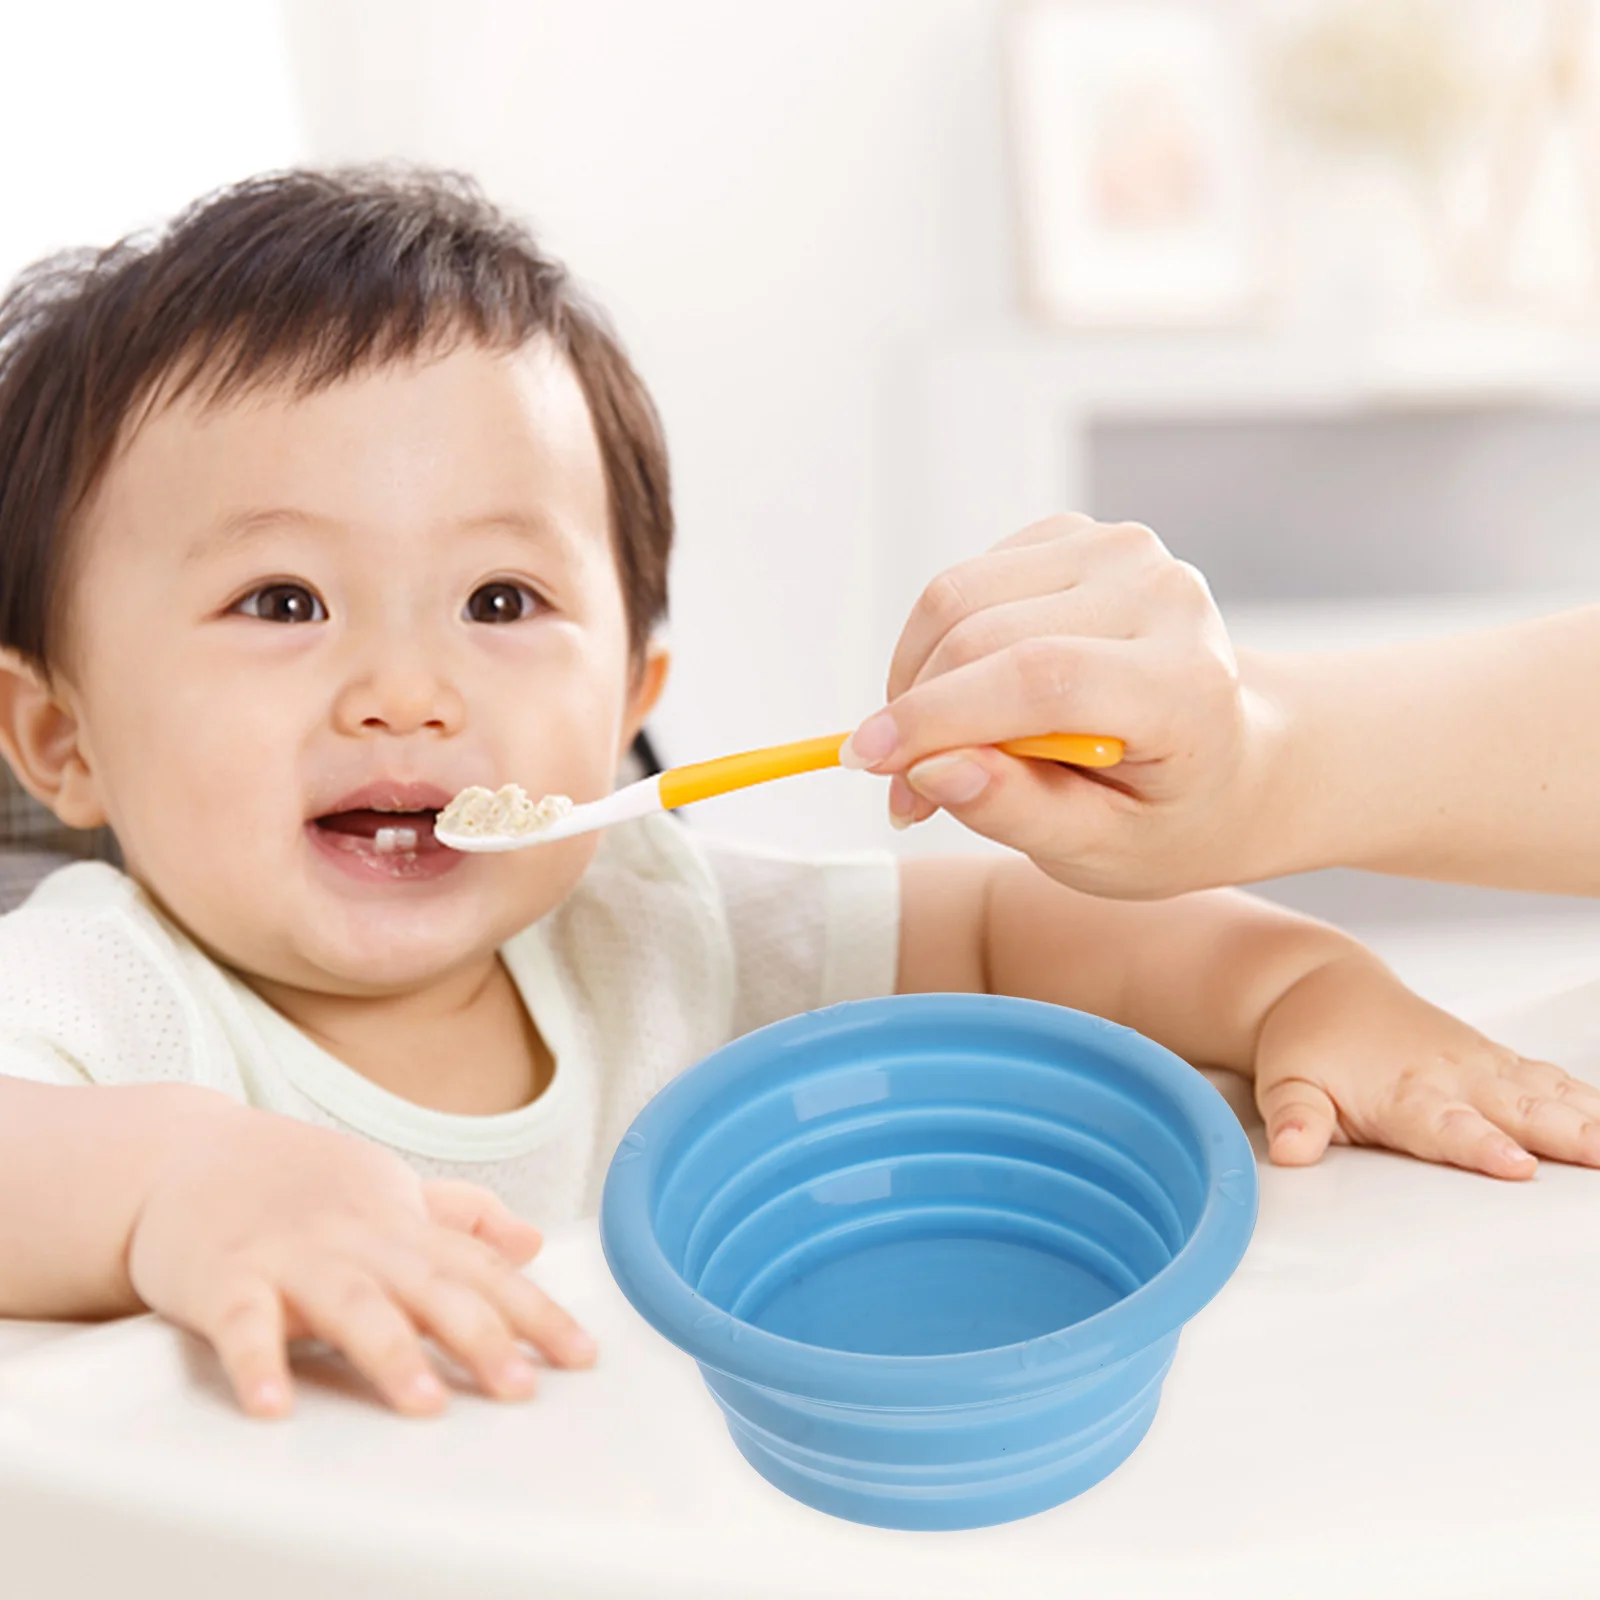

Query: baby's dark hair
0,166,672,672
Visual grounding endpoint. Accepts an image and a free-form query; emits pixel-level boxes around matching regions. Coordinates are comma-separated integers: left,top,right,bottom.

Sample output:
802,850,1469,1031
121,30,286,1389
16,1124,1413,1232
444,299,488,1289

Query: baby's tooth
374,826,419,855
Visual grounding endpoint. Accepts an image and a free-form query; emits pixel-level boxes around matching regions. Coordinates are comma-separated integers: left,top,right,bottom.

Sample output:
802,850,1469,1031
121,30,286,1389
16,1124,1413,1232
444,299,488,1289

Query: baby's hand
1254,955,1600,1179
126,1104,594,1418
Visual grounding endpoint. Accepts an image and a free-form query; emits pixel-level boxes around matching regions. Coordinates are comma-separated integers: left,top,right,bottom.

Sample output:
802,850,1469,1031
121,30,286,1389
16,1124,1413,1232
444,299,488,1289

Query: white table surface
2,925,1598,1600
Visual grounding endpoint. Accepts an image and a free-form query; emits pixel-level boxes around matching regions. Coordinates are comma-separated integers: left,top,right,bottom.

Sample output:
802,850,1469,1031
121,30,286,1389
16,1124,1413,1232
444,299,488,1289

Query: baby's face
58,340,657,994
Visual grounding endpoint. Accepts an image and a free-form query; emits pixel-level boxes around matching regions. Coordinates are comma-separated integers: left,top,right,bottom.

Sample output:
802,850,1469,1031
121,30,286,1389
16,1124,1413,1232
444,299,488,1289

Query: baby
0,169,1582,1422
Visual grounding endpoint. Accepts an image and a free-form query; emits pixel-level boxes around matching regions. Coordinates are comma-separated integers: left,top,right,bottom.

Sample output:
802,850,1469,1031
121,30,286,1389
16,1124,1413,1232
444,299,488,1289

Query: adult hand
846,514,1272,898
127,1103,594,1418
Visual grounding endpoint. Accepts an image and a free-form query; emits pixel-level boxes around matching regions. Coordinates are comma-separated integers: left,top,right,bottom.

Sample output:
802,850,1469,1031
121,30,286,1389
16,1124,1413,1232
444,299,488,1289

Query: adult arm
854,514,1600,896
1238,608,1600,891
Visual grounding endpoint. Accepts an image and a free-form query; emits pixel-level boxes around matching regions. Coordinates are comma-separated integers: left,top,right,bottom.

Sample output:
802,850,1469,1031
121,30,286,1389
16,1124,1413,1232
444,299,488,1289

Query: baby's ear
0,650,107,830
622,640,671,750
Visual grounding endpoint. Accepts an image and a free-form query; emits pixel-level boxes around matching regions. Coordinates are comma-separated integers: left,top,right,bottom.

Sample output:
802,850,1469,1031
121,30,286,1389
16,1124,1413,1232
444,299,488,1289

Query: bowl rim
600,993,1257,1408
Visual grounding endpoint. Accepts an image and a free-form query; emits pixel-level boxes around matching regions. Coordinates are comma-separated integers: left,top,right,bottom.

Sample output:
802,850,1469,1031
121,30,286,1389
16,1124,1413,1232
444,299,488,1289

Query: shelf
894,318,1600,601
921,316,1600,417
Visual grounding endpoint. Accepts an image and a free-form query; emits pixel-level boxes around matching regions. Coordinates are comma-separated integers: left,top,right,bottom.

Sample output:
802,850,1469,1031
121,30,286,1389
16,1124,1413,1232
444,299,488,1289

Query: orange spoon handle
658,731,1124,810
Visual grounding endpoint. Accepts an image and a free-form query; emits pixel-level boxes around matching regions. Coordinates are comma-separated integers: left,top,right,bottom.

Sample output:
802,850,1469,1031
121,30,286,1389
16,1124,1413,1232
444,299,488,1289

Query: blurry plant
1266,0,1483,174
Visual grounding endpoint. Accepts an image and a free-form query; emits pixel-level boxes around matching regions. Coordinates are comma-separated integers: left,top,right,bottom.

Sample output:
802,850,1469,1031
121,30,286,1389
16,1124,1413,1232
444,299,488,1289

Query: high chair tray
0,999,1596,1598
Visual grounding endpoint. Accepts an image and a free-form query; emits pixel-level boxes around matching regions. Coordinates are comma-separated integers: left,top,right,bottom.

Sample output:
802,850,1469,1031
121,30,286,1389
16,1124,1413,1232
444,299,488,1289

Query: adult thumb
904,747,1113,875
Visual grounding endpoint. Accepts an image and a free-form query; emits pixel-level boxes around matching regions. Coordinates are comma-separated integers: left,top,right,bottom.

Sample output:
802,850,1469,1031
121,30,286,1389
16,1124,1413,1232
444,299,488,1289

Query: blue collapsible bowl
600,994,1257,1530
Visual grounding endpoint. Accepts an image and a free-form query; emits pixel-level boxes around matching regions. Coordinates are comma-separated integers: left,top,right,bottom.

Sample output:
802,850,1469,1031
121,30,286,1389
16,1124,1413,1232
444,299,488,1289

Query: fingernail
250,1378,287,1413
1276,1121,1304,1140
1502,1141,1536,1167
565,1328,598,1362
907,754,989,806
840,711,898,769
407,1369,446,1405
499,1356,540,1393
887,775,917,830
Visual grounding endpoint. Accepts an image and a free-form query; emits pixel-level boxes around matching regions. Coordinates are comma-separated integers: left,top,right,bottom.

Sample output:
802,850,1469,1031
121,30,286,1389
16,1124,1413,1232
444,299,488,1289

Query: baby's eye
232,583,327,624
464,581,541,624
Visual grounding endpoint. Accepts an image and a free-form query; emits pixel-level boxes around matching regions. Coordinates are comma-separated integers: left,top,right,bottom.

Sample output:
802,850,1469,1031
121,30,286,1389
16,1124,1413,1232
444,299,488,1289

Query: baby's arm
898,856,1600,1178
0,1077,224,1317
0,1077,594,1414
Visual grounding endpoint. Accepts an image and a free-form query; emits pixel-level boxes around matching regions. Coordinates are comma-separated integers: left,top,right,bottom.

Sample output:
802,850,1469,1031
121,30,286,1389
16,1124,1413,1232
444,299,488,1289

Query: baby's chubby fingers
422,1178,542,1266
427,1227,597,1371
1472,1058,1600,1168
389,1270,540,1401
282,1261,449,1415
1255,1076,1340,1167
200,1276,295,1418
1381,1077,1536,1180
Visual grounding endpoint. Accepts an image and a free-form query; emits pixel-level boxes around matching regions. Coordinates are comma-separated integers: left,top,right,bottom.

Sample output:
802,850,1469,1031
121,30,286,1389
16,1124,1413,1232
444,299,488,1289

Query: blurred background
8,0,1600,976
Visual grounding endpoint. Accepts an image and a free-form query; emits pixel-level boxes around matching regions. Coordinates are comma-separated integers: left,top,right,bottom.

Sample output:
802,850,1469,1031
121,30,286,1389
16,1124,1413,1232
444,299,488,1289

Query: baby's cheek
538,698,627,803
111,745,287,920
506,830,599,915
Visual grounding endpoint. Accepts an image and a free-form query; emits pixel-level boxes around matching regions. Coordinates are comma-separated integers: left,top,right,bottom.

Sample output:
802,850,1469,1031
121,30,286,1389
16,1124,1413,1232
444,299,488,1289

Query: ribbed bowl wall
701,1336,1179,1529
601,996,1257,1530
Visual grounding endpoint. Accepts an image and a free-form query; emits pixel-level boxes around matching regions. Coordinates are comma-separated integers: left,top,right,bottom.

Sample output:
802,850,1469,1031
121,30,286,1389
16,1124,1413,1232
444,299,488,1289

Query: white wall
0,2,301,286
281,0,1015,852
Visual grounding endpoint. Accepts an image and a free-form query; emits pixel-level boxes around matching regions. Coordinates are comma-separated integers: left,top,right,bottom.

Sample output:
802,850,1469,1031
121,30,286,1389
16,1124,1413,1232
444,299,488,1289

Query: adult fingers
1474,1060,1600,1167
846,637,1165,776
888,524,1097,699
909,588,1141,694
284,1264,447,1415
1256,1076,1339,1167
899,745,1134,876
886,774,938,831
1383,1078,1537,1180
988,511,1109,554
422,1180,543,1266
201,1277,294,1419
428,1229,598,1370
886,517,1169,700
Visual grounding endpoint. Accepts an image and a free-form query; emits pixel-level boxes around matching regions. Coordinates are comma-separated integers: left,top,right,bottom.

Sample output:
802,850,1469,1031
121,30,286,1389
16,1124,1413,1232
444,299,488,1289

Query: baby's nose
334,652,465,737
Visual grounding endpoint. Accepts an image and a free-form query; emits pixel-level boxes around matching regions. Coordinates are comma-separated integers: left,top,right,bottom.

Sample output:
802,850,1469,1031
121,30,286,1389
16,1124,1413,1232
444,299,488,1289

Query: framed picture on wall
1004,0,1268,326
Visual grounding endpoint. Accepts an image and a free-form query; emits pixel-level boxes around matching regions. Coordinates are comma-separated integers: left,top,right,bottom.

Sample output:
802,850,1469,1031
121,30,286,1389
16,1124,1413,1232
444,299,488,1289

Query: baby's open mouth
305,783,463,881
313,807,441,854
